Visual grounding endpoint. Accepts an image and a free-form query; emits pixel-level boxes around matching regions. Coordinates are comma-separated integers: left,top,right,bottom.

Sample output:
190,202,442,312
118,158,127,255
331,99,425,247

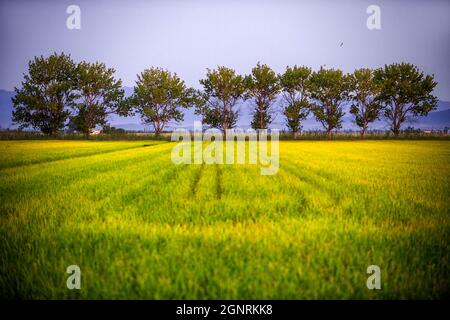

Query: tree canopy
348,68,382,138
11,53,439,137
374,63,437,134
279,65,312,136
196,66,246,134
70,62,125,137
244,63,280,130
309,67,350,139
128,67,197,135
12,52,78,135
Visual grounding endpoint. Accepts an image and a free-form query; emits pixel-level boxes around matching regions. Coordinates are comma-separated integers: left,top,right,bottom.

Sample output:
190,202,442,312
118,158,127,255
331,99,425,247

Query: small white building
90,129,101,135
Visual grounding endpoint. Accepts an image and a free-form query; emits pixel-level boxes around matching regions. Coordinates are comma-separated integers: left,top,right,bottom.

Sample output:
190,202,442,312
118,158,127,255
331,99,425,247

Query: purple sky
0,0,449,130
1,0,449,98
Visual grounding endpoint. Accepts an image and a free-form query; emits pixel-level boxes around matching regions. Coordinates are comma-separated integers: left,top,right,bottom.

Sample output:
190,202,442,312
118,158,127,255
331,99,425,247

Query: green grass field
0,140,449,299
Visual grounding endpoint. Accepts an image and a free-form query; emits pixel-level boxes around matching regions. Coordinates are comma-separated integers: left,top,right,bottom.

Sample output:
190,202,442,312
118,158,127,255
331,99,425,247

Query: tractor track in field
0,142,168,171
215,164,222,200
277,169,308,214
0,146,172,212
119,159,189,205
281,158,343,205
189,163,205,197
282,155,376,201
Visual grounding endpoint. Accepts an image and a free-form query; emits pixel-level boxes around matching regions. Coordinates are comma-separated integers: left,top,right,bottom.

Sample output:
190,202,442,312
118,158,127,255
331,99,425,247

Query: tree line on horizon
11,52,438,139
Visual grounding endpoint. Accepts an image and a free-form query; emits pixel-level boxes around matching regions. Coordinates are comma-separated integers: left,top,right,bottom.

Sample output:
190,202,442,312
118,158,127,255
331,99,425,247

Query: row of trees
12,53,438,138
13,53,127,137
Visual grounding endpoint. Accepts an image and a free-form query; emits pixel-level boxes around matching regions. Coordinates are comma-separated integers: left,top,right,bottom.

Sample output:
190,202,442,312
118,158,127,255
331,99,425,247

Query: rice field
0,140,449,299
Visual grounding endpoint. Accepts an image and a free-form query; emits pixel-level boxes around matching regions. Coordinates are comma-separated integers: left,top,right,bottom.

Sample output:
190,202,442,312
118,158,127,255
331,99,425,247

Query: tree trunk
361,124,367,139
154,121,161,137
327,128,332,140
84,103,92,139
260,108,264,130
392,121,401,135
293,131,299,139
49,129,58,137
84,124,90,139
391,103,401,135
223,109,228,137
223,100,234,138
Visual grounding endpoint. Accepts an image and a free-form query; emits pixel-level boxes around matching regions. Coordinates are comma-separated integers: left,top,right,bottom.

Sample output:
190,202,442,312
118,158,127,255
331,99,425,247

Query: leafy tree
71,61,125,137
128,67,196,135
348,68,382,138
244,63,279,129
196,66,246,134
374,63,438,135
12,52,77,135
309,67,350,139
102,124,126,134
279,65,312,138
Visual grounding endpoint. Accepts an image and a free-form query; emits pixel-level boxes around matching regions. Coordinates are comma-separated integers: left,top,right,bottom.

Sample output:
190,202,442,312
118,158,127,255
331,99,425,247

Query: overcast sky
1,0,449,100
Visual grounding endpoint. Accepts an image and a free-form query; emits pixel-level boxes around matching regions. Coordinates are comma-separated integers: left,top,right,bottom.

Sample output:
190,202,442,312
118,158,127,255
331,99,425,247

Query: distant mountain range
0,90,16,130
1,88,449,131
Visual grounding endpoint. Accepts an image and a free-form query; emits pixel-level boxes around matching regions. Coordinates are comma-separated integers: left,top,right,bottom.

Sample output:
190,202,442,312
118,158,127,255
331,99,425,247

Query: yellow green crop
0,140,449,299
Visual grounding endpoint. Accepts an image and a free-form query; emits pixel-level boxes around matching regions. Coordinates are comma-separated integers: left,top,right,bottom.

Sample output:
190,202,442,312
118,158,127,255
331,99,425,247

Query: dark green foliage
196,66,246,134
279,65,312,137
11,55,439,138
12,53,78,135
309,67,350,139
348,68,382,138
244,63,279,129
127,67,196,135
70,62,125,137
374,63,438,135
102,125,126,134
